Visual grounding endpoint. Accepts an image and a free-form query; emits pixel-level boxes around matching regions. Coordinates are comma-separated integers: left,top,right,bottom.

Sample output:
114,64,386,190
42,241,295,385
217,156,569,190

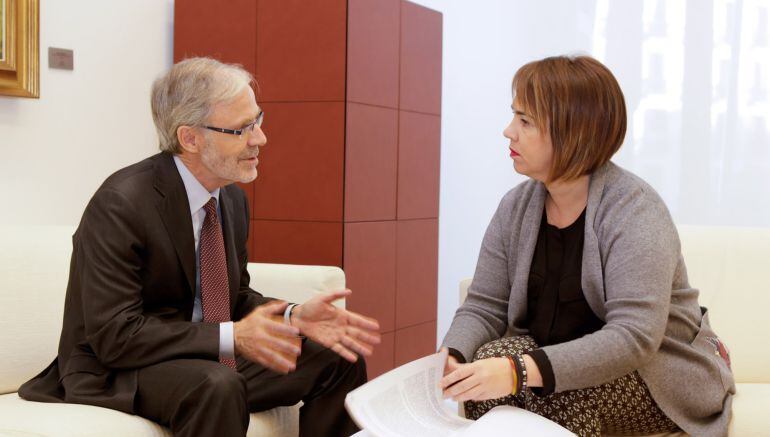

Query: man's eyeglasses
203,111,264,138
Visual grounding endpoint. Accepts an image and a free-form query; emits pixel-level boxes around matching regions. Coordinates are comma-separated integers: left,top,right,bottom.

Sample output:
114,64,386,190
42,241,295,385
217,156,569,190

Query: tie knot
203,197,217,216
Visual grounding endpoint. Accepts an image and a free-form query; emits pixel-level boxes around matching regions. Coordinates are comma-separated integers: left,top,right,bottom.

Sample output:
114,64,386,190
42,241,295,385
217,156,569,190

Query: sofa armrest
246,263,346,309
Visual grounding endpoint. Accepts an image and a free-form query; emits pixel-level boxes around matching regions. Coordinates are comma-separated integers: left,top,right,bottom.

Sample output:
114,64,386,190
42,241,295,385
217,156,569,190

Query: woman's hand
440,357,515,402
441,347,461,376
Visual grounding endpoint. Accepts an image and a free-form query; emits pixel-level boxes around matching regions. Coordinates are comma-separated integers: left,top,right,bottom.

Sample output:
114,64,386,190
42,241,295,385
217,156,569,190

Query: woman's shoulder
498,178,542,210
594,162,677,239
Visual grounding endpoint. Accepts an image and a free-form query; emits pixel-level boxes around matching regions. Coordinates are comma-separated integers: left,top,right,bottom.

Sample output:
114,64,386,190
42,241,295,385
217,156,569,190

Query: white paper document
345,350,575,437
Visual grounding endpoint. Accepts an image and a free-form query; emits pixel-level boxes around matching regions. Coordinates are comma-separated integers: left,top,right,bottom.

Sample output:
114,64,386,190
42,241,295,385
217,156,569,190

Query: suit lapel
153,153,197,295
218,186,241,310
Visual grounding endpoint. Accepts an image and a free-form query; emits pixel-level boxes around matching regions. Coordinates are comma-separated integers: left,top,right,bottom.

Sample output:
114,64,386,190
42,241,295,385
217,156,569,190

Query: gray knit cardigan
442,162,734,436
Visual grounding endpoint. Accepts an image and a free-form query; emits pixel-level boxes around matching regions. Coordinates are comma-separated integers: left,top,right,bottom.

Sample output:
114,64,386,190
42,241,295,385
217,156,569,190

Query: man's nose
248,126,267,147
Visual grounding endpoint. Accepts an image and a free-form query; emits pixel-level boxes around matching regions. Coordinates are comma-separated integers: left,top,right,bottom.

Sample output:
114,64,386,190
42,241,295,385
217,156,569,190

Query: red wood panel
347,0,400,108
250,220,342,267
345,103,398,222
399,1,442,114
396,219,438,329
397,111,440,219
256,0,347,102
344,222,397,333
173,0,257,74
252,102,344,221
366,331,395,380
394,321,436,366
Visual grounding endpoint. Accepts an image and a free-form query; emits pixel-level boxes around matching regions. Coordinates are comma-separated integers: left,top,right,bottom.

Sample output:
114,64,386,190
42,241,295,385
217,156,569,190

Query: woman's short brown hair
513,55,627,182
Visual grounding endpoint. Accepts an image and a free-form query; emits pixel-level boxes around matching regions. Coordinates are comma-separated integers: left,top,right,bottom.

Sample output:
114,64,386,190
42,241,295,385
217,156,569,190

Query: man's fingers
320,289,352,304
258,349,296,374
348,326,381,345
258,300,289,315
331,342,358,363
264,335,301,356
264,317,300,337
347,311,380,332
341,336,373,357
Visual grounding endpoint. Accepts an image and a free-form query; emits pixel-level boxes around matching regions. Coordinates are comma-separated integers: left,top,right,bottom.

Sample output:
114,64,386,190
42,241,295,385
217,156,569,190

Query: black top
526,207,605,395
447,206,604,397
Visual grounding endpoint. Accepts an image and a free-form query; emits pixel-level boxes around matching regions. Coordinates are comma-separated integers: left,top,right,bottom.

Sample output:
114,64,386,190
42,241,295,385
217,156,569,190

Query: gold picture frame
0,0,39,98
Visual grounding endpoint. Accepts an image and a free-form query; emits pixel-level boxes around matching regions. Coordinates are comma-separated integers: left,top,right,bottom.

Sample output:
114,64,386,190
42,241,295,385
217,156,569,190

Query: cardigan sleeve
441,192,515,361
539,187,679,392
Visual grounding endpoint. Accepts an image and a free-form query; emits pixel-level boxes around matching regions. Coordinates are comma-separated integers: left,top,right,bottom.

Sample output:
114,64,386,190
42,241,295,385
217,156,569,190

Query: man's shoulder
98,152,168,199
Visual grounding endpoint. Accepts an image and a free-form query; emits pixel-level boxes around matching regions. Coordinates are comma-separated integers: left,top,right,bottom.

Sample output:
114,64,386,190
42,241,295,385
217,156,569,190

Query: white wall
0,0,174,225
407,0,770,346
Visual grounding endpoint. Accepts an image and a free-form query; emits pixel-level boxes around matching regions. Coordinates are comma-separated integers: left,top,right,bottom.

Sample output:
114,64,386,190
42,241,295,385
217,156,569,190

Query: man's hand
234,300,302,374
291,289,381,362
440,357,514,402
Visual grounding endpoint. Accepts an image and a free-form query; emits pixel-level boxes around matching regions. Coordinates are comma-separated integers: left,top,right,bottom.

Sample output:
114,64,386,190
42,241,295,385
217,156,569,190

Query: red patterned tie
199,198,237,370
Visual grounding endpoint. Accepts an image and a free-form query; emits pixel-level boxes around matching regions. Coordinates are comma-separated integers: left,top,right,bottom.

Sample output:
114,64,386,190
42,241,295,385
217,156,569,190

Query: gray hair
151,57,254,154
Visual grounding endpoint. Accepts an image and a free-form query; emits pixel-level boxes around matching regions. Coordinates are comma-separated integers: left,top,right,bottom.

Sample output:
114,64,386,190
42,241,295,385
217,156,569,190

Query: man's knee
195,364,247,403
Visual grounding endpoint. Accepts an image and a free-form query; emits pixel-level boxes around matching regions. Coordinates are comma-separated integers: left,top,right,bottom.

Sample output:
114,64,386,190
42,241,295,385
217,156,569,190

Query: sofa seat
0,393,299,437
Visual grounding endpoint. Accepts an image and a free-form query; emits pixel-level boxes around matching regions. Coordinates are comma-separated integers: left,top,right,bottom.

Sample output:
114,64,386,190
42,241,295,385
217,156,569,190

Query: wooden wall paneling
394,321,437,366
173,0,257,73
395,219,438,329
397,111,440,220
366,331,395,380
399,1,442,115
344,221,397,333
344,103,398,222
256,0,347,102
250,220,343,267
347,0,400,108
252,102,345,221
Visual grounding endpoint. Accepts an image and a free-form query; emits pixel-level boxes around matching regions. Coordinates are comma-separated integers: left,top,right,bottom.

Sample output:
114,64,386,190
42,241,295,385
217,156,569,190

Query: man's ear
177,125,201,154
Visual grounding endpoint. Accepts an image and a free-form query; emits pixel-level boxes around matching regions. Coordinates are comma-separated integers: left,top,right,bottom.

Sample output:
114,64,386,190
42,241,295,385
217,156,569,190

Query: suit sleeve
80,188,220,369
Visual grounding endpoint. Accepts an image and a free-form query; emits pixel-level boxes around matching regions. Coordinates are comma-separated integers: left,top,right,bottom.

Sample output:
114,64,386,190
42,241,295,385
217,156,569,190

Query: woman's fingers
440,364,472,390
444,373,479,400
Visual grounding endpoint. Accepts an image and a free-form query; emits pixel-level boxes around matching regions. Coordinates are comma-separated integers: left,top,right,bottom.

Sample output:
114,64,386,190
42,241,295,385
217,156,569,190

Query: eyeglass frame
203,111,264,137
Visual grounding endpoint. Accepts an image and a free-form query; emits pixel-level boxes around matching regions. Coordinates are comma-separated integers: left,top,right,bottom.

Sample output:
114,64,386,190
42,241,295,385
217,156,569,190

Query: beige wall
0,0,174,225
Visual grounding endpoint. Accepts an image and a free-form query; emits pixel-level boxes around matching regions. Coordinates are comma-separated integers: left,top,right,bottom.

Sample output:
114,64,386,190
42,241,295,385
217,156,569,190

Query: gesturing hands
234,300,302,374
291,289,381,362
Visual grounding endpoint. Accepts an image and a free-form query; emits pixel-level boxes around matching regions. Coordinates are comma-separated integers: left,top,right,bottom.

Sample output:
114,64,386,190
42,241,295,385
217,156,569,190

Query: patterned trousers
464,336,679,436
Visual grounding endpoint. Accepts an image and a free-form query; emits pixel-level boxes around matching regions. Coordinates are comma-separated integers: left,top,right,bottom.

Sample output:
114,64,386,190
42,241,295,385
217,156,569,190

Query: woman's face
503,99,553,183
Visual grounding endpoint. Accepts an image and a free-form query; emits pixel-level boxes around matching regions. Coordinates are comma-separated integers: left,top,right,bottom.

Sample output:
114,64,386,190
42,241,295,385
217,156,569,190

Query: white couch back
458,225,769,384
0,225,345,395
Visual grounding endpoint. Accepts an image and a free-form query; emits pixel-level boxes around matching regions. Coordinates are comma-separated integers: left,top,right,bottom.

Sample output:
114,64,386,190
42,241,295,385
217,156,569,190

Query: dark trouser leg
238,338,367,437
134,359,249,437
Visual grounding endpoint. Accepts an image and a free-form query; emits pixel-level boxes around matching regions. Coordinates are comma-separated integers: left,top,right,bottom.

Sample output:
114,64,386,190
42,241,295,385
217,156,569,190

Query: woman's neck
544,175,590,228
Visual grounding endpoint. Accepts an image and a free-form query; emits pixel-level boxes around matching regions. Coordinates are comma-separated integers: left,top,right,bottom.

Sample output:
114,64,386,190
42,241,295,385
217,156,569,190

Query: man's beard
200,137,257,184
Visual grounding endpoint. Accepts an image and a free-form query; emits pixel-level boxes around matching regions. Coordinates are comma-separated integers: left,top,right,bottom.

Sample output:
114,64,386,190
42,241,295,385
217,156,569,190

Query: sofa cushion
0,393,300,437
0,226,75,394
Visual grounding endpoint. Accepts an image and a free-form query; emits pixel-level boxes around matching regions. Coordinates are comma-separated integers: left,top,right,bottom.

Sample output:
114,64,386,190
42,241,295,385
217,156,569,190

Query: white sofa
459,225,770,435
0,225,346,436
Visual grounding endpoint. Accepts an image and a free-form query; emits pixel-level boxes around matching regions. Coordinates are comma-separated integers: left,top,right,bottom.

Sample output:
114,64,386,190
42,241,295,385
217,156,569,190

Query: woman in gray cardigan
440,55,734,436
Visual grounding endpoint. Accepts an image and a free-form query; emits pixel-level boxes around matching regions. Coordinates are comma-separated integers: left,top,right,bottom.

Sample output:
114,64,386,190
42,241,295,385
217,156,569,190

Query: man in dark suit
19,57,380,437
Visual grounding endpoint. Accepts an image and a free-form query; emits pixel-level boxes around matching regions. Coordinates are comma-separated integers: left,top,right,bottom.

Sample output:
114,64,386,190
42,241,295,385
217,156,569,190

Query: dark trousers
134,339,366,437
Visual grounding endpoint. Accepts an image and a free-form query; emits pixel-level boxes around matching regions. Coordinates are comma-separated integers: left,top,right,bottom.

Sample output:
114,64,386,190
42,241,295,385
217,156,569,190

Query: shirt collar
173,155,220,215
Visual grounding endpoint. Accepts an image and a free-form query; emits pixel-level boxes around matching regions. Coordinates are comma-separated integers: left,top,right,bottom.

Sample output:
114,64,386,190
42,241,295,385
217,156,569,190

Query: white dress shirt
173,155,235,359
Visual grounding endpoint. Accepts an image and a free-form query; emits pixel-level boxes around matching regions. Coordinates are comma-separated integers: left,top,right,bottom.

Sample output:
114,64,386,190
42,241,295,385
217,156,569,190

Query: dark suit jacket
19,152,270,414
